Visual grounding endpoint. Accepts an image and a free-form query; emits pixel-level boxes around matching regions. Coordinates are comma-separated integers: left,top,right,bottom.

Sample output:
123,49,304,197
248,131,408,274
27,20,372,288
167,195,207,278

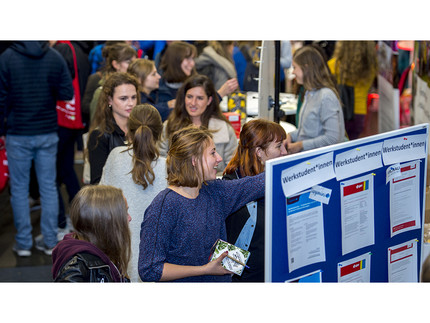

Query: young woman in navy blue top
138,125,265,282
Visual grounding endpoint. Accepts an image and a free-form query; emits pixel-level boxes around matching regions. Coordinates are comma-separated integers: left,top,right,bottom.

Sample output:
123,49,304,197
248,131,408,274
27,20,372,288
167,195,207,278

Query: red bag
56,41,84,129
0,138,9,193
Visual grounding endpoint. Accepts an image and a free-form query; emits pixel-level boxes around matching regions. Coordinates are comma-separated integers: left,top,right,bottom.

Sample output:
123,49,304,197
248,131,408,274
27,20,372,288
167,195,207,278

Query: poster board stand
265,124,428,282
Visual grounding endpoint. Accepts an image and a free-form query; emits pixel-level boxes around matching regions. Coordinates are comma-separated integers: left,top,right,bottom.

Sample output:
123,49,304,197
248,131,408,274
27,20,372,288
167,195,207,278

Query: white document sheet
388,239,418,282
340,174,375,255
286,190,326,273
389,160,421,237
337,253,371,282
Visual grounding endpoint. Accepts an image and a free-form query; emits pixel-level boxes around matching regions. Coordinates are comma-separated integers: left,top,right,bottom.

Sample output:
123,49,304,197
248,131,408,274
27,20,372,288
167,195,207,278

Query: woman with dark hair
138,126,265,282
87,72,139,184
223,118,287,282
152,41,198,104
52,185,131,282
82,42,137,122
127,58,174,122
100,104,167,282
287,45,346,153
159,74,237,172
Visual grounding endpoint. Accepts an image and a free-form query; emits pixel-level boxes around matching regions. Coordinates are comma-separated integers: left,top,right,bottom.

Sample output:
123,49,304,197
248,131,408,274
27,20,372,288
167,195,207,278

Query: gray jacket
195,46,237,90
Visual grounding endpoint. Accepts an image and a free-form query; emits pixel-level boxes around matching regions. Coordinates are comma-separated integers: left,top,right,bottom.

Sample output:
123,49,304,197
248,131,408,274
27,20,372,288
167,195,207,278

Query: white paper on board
337,253,371,283
386,163,401,184
286,190,326,273
340,173,375,255
389,160,421,237
335,142,383,180
281,152,335,198
309,185,332,205
382,134,427,165
388,239,418,282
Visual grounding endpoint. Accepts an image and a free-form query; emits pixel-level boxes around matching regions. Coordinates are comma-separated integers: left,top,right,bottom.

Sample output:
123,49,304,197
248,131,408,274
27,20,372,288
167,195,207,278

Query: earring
108,104,112,109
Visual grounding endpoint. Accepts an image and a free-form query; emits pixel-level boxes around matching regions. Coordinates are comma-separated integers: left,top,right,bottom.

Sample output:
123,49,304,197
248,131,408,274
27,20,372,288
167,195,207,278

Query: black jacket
223,170,265,282
0,41,73,136
54,252,129,282
88,122,126,184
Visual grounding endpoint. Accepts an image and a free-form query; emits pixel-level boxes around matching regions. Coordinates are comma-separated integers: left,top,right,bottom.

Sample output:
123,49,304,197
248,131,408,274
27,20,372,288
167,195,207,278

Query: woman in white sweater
100,104,167,282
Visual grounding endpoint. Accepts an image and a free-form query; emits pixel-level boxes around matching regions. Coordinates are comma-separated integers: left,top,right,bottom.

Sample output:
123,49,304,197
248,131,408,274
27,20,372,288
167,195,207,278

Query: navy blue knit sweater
0,41,73,136
138,172,265,282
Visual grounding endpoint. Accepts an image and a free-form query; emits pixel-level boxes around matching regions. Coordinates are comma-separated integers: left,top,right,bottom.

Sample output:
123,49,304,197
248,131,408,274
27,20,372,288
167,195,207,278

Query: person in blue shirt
223,118,287,282
138,125,265,282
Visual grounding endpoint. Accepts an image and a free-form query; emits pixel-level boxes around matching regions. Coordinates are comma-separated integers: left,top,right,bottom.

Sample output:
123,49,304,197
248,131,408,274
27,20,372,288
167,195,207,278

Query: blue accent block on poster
265,124,428,282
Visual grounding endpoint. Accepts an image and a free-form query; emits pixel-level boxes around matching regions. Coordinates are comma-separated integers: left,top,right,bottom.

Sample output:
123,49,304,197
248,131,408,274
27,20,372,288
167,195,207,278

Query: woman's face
257,138,288,164
181,56,195,76
114,56,136,73
292,60,304,85
109,84,137,122
199,139,222,181
185,86,212,125
143,66,161,93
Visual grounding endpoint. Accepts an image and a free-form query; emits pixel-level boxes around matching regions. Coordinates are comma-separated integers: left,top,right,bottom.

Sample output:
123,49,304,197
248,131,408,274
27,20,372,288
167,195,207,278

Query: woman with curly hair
328,41,378,140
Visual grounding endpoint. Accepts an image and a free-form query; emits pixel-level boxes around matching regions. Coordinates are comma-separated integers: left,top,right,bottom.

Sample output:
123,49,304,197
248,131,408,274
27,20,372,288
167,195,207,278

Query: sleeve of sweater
212,172,265,220
88,130,110,184
138,190,176,282
302,92,343,151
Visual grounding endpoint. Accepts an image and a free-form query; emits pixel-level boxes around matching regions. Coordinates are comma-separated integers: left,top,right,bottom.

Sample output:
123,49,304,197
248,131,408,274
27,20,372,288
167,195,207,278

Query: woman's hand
160,251,231,281
203,251,231,276
167,99,176,109
217,78,239,98
287,141,303,154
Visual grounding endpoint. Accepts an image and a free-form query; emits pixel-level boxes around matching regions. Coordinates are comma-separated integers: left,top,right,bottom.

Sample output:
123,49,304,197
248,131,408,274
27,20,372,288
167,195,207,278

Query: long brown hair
126,104,163,189
332,41,378,85
70,185,131,277
165,74,230,139
89,72,140,145
159,41,197,83
293,45,340,100
224,119,286,177
166,125,213,188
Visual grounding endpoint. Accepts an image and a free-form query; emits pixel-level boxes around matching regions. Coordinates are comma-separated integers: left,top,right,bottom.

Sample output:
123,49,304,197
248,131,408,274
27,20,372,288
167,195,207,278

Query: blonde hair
332,41,378,85
166,125,213,188
70,185,131,277
127,58,155,91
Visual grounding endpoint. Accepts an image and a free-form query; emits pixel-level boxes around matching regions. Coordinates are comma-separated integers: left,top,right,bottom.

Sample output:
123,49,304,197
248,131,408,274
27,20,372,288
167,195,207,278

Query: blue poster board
265,124,429,282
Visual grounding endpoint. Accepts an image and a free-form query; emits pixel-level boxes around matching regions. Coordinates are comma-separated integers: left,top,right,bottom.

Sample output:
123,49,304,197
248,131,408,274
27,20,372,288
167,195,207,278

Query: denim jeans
6,133,59,249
